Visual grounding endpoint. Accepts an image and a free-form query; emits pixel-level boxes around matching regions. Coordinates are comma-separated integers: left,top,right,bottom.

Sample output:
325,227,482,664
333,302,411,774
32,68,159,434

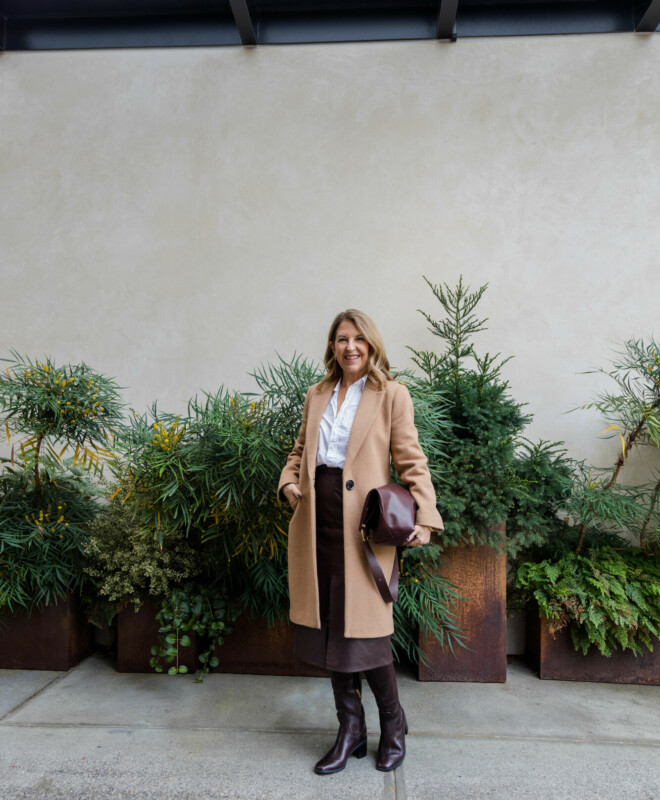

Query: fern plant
516,546,660,656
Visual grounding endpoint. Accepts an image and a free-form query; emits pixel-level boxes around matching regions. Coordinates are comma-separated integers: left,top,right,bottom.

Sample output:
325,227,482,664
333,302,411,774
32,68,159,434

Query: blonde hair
317,309,393,392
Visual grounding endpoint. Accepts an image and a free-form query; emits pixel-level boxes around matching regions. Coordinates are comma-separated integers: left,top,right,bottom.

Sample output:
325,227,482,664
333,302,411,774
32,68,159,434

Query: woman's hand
282,483,303,509
406,524,431,547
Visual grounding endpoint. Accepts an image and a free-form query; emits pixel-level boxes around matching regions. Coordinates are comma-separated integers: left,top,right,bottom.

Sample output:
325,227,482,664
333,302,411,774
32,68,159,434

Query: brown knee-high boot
364,663,408,772
314,671,368,775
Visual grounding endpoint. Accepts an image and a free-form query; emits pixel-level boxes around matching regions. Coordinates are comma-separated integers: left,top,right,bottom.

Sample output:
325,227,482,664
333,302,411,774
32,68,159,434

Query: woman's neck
340,371,367,389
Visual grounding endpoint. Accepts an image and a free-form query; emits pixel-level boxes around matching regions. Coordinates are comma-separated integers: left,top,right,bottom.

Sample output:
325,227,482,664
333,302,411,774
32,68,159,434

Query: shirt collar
332,374,368,395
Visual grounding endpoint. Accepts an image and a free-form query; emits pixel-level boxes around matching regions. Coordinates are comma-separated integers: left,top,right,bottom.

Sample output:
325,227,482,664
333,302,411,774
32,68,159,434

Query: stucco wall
1,35,659,473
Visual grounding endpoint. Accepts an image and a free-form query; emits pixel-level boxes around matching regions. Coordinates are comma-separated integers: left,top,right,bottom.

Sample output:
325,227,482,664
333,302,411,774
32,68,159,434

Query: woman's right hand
282,483,303,509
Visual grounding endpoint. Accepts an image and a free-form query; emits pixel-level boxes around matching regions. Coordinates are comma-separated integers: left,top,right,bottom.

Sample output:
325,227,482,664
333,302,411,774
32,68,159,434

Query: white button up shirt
316,375,367,469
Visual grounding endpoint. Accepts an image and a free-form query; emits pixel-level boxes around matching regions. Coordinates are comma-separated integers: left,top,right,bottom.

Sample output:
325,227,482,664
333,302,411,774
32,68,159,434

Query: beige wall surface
1,35,659,473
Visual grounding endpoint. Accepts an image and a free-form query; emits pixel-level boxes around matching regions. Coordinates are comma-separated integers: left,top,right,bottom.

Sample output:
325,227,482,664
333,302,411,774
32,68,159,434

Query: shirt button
346,480,354,490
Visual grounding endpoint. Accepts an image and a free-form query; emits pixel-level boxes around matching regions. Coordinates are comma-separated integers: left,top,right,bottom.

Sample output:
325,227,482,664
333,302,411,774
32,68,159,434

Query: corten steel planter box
418,539,507,683
0,593,93,670
211,614,327,677
116,596,199,674
526,610,660,686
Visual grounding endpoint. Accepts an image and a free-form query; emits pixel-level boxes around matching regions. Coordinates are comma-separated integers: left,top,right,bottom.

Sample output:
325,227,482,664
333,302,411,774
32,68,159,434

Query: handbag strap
361,535,399,604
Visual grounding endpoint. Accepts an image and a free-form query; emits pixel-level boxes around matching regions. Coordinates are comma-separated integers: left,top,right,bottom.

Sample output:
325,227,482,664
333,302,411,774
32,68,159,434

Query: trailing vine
150,582,238,682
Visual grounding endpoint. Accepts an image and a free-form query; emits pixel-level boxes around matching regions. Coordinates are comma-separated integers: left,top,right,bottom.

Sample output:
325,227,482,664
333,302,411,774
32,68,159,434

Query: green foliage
110,356,312,641
396,372,451,484
250,353,324,444
516,546,660,656
505,440,577,558
511,338,660,657
0,467,99,615
580,338,660,449
0,353,123,618
572,337,660,552
0,351,123,477
231,546,289,625
564,462,651,543
116,391,290,561
409,276,531,549
393,545,467,664
81,492,205,628
149,582,238,682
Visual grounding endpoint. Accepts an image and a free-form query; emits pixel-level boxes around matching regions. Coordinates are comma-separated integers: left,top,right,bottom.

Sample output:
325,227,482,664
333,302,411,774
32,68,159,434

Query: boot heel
353,741,368,759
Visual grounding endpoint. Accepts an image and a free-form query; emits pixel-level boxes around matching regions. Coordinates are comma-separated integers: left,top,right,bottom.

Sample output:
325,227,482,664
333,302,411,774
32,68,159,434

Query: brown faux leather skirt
292,465,393,673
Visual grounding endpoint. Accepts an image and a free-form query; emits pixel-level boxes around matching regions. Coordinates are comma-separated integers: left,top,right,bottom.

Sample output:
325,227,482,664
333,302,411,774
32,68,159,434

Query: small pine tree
408,277,532,549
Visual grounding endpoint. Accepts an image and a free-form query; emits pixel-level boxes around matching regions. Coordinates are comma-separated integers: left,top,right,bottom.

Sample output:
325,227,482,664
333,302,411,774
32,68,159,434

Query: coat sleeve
277,387,312,502
390,383,444,531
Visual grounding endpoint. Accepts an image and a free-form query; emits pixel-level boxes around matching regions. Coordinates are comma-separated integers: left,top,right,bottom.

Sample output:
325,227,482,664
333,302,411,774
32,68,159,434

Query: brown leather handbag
359,484,417,604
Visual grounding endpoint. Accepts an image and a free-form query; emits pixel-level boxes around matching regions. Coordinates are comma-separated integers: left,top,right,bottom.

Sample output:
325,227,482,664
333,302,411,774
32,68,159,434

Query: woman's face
332,320,370,381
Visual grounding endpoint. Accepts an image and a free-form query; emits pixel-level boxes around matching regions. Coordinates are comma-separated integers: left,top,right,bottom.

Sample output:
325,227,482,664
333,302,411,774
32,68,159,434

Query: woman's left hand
406,525,432,547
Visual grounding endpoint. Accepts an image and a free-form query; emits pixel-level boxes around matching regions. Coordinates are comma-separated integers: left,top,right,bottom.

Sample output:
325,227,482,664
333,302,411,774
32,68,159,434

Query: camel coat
278,379,444,639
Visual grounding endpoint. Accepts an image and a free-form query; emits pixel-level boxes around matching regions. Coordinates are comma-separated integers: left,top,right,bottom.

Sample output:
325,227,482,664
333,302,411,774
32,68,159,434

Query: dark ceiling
1,0,658,49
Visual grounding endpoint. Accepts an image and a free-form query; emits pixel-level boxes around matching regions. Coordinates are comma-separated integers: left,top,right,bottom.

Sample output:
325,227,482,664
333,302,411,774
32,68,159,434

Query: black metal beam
636,0,660,31
258,11,435,45
2,15,240,50
436,0,458,40
228,0,256,45
458,1,633,37
0,1,648,50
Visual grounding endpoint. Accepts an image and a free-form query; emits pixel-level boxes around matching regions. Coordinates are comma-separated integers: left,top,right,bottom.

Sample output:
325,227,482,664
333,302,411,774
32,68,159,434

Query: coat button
346,480,354,490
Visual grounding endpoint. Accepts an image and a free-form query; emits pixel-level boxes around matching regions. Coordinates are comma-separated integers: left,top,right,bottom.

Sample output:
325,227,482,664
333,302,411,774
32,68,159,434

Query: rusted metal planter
0,593,93,670
116,599,324,677
418,540,507,682
211,614,327,677
116,596,199,673
526,610,660,685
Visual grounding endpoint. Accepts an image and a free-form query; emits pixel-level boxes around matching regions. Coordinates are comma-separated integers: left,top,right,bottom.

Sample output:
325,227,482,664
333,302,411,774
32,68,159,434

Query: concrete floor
0,654,659,800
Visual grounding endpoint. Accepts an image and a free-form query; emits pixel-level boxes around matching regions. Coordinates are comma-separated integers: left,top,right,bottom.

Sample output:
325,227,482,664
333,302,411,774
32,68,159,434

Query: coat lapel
344,382,385,471
305,383,333,480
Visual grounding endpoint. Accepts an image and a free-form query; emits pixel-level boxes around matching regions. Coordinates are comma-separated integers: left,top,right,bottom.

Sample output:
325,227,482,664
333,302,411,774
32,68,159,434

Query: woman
278,309,443,775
